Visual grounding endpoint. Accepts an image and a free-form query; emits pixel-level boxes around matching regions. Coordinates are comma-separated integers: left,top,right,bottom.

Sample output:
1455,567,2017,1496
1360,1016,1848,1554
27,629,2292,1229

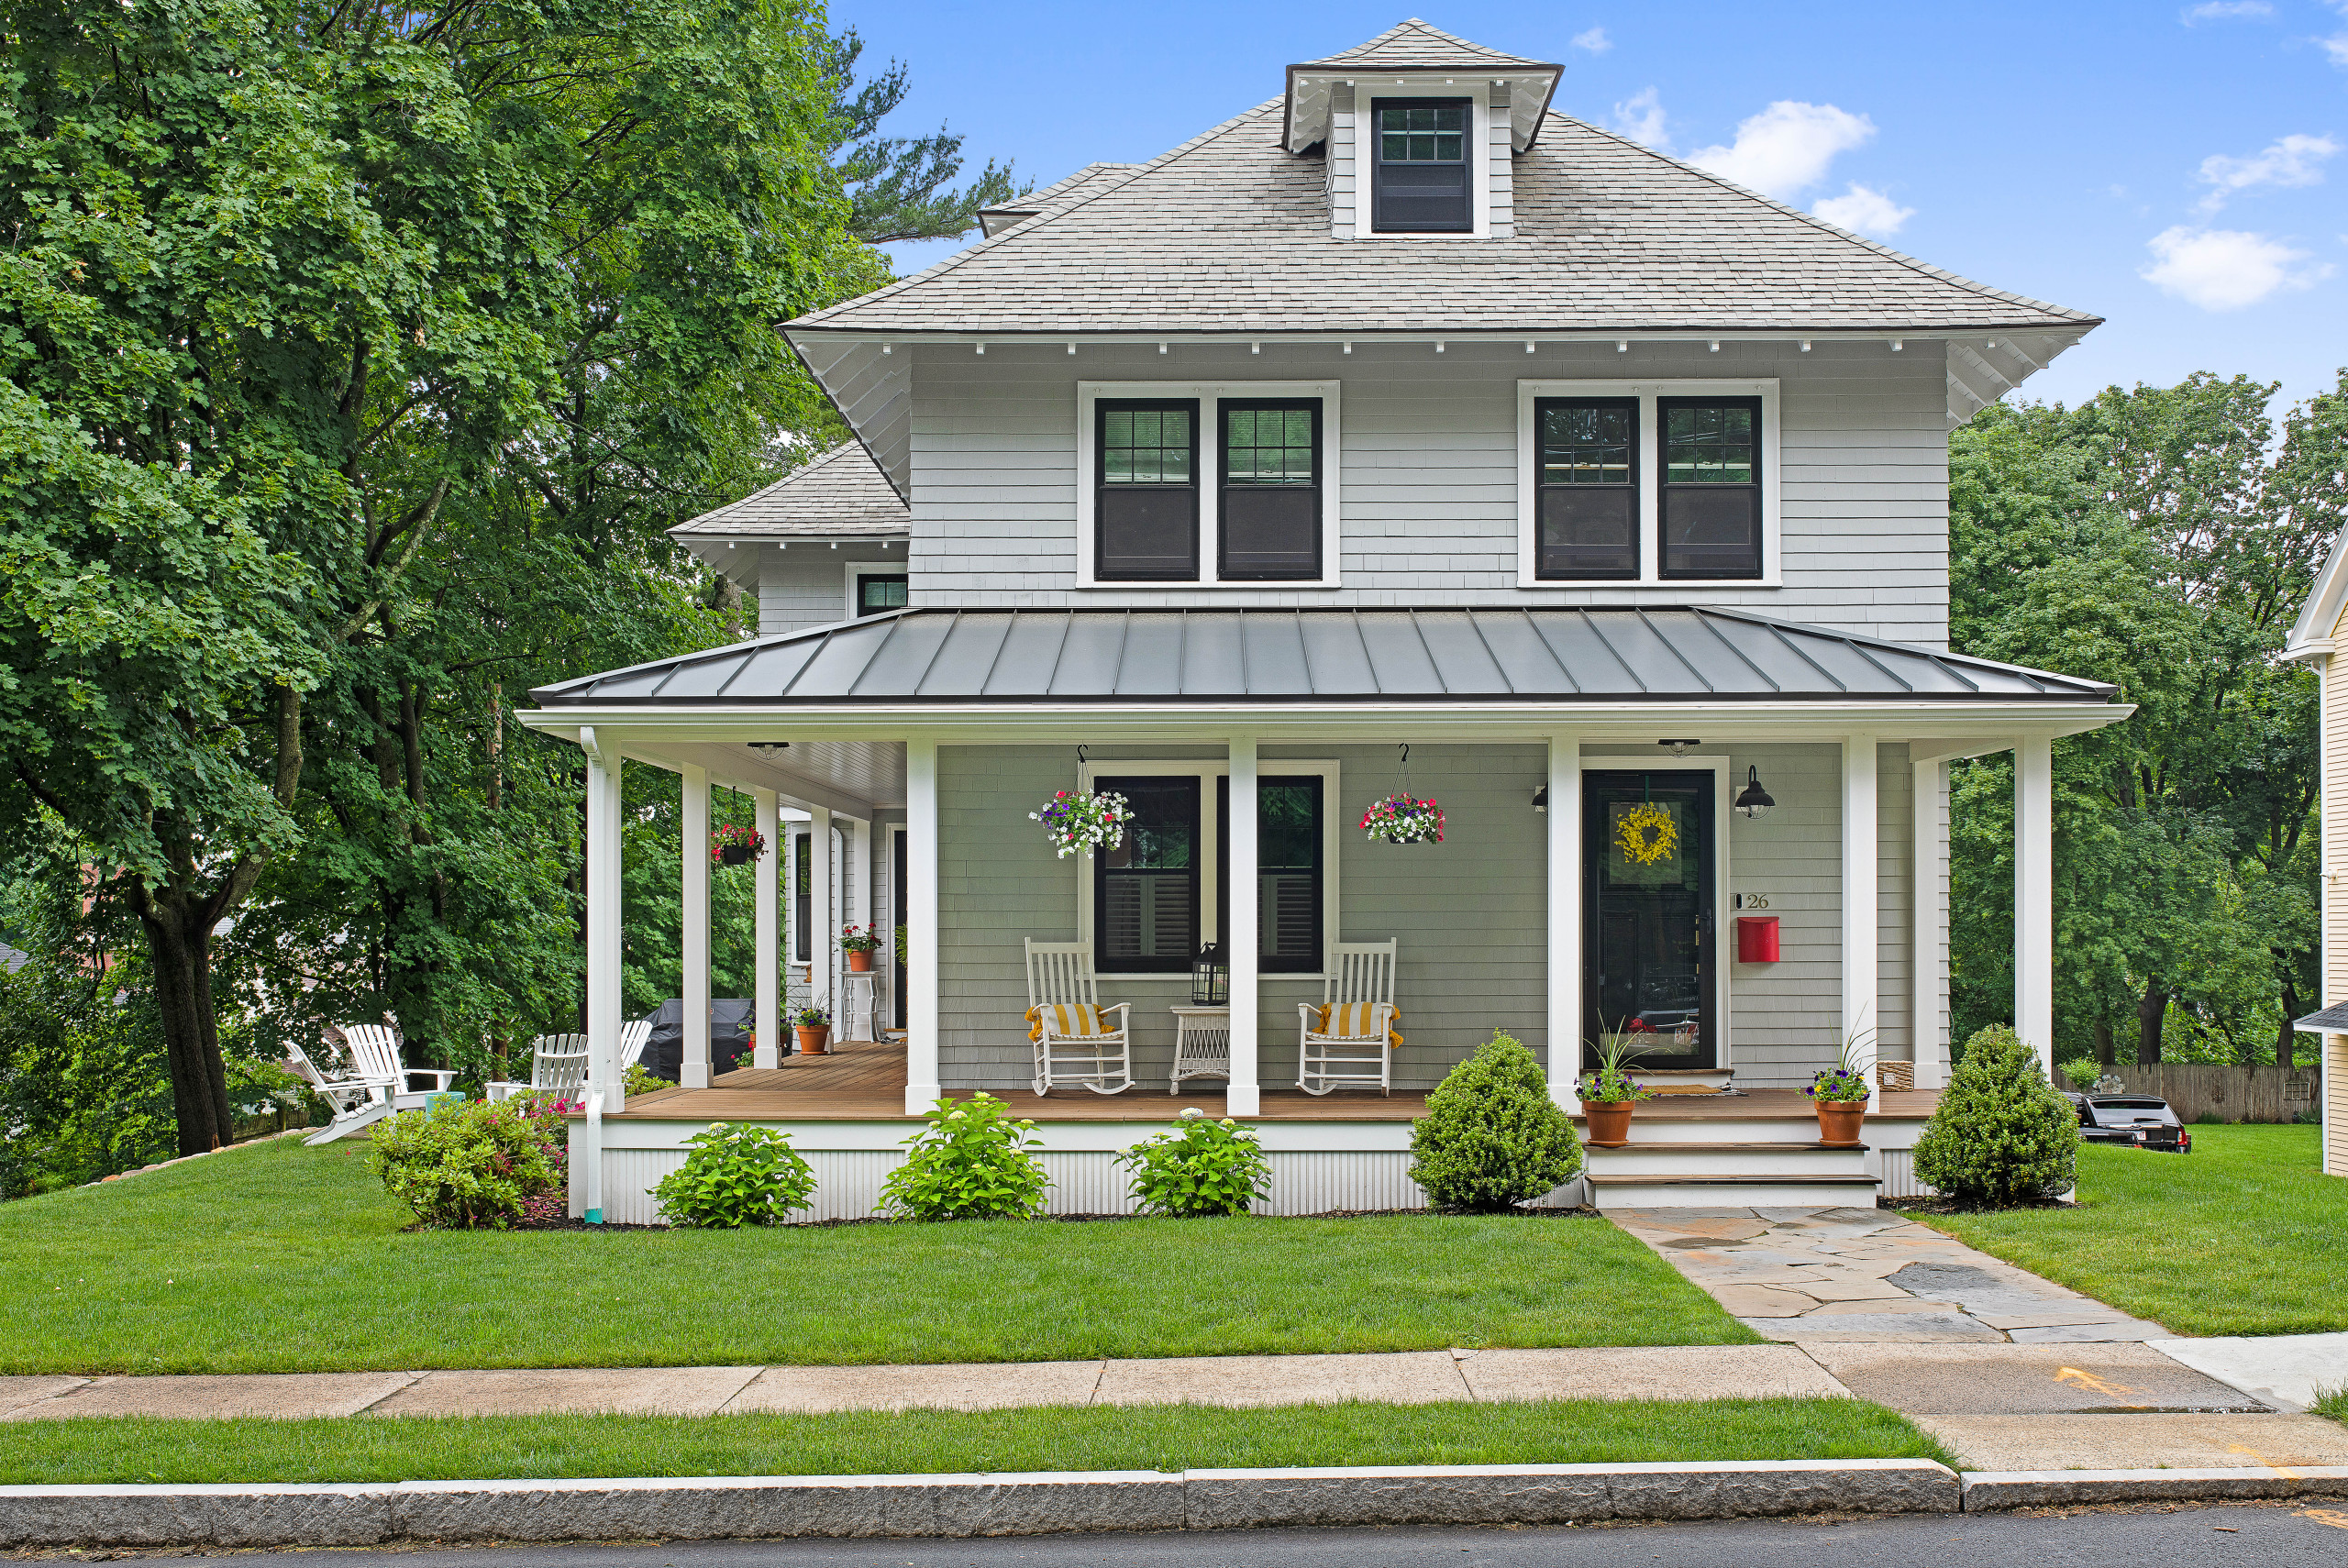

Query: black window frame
853,570,907,617
1656,395,1766,581
1091,776,1201,975
1213,774,1325,975
1217,398,1324,582
1534,395,1641,581
792,831,811,964
1094,398,1200,582
1370,96,1473,235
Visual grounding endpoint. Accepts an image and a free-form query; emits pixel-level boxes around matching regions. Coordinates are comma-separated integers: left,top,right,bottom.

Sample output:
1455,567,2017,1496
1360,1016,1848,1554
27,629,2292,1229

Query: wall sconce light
1532,785,1547,814
1733,766,1775,821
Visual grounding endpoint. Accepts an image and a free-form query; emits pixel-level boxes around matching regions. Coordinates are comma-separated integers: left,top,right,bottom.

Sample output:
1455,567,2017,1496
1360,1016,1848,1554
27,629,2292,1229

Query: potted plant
1576,1029,1652,1147
709,823,765,867
1031,788,1131,859
1808,1033,1874,1146
793,1005,831,1056
840,922,881,973
1360,793,1444,845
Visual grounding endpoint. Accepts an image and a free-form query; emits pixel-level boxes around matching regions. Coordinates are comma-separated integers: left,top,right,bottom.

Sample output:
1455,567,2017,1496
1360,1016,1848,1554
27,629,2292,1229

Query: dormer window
1372,99,1471,233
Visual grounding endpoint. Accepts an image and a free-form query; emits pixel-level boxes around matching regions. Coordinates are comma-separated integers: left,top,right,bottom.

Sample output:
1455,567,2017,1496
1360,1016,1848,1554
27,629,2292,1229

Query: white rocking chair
484,1033,592,1103
299,1024,458,1143
1297,941,1399,1096
1024,939,1134,1095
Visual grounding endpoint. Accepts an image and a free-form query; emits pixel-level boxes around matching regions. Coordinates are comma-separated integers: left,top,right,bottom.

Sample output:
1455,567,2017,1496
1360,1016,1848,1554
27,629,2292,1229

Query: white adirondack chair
484,1033,591,1103
300,1024,458,1143
285,1039,395,1142
1297,941,1400,1096
1024,939,1134,1095
620,1017,653,1069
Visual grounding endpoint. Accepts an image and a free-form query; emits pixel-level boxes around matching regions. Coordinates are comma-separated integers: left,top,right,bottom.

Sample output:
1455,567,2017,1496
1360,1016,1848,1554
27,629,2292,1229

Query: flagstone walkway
1608,1205,2174,1343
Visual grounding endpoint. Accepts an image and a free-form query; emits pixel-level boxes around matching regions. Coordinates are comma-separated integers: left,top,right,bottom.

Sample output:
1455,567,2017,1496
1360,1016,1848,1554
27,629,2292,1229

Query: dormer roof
668,442,909,543
1284,19,1560,153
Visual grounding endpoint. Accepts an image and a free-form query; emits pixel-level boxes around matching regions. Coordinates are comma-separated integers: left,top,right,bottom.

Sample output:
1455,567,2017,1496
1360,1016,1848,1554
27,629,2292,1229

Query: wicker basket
1874,1060,1915,1093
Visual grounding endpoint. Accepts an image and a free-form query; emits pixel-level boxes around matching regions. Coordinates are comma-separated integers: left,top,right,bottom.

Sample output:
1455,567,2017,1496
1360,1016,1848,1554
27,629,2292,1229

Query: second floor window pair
1097,399,1322,581
1537,397,1765,580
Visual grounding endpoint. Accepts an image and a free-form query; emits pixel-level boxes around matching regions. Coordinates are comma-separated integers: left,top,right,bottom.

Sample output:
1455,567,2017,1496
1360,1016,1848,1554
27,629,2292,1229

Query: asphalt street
192,1502,2348,1567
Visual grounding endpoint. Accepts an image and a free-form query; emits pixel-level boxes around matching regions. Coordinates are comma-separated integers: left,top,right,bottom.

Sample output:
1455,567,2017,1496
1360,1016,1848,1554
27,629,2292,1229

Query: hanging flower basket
1031,789,1131,859
1360,793,1445,845
709,823,766,867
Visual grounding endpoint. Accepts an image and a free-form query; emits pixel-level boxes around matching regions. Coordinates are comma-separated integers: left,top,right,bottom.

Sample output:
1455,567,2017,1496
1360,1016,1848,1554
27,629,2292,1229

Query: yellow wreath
1615,801,1678,867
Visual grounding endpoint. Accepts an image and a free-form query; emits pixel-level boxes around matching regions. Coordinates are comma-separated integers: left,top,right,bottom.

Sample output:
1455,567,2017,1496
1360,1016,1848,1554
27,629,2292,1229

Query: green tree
823,30,1027,244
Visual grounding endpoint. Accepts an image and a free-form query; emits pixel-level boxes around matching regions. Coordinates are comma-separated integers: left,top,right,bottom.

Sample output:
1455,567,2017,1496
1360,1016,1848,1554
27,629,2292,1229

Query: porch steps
1581,1140,1880,1210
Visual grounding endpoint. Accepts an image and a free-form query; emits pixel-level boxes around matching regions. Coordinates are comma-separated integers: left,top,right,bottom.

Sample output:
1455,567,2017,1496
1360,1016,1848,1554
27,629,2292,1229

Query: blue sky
833,0,2348,415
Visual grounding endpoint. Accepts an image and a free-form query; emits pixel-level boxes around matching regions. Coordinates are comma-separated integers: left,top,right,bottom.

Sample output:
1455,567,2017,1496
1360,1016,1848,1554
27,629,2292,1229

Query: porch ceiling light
1659,738,1701,756
1733,766,1775,822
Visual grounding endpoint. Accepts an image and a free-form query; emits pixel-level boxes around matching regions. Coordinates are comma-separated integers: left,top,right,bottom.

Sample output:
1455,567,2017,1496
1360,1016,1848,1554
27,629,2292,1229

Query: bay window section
1219,401,1322,580
1093,777,1199,972
1659,396,1763,580
1215,775,1324,974
1096,401,1198,580
1534,397,1639,580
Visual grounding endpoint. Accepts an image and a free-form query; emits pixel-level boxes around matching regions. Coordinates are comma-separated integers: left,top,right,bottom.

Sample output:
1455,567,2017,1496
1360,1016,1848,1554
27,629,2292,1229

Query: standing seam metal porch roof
530,608,2118,708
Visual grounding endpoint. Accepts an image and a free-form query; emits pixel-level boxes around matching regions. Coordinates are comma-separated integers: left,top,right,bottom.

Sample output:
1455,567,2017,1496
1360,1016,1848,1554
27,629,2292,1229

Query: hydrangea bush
1120,1110,1272,1217
367,1095,565,1228
1913,1024,2077,1206
652,1121,816,1227
881,1093,1051,1220
1409,1032,1583,1211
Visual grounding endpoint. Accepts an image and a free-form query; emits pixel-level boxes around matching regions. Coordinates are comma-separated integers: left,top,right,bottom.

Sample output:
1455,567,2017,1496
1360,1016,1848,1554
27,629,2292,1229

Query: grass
0,1400,1953,1485
0,1135,1756,1375
2313,1386,2347,1427
1916,1125,2348,1338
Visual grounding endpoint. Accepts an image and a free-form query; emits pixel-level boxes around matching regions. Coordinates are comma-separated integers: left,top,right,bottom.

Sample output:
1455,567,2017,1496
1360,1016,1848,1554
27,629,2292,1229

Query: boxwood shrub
1408,1032,1583,1211
1913,1024,2077,1205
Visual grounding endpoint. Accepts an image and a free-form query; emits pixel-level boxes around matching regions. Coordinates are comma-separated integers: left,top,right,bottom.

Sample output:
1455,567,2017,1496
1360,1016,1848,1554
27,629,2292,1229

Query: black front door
1583,771,1716,1072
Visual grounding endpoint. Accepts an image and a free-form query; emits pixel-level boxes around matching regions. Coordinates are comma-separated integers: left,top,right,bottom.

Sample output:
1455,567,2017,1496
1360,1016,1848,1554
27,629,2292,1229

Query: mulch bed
1879,1194,2078,1215
475,1201,1605,1232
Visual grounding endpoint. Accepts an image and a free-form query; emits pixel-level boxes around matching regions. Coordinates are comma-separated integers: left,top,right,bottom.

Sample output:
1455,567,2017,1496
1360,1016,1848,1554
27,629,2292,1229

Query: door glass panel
1584,773,1713,1070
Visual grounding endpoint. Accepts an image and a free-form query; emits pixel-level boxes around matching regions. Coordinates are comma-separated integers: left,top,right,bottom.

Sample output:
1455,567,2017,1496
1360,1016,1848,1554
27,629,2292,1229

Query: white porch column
2015,734,2054,1077
783,822,800,983
1226,734,1261,1116
581,734,622,1222
846,816,872,1041
753,787,780,1067
1843,734,1880,1111
1546,737,1582,1111
809,806,835,1027
905,739,942,1113
680,765,712,1088
1910,756,1943,1092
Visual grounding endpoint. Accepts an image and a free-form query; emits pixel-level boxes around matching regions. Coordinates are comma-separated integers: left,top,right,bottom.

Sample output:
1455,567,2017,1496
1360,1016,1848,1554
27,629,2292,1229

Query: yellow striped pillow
1044,1002,1109,1037
1319,1002,1384,1040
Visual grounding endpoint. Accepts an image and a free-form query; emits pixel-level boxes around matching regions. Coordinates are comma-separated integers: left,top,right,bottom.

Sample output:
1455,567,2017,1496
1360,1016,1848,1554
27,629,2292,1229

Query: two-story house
525,21,2128,1221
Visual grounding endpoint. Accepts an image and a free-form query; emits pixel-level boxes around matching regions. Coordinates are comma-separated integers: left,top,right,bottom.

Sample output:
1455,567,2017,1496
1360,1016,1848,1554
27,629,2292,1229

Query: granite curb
0,1461,1956,1545
1960,1464,2348,1510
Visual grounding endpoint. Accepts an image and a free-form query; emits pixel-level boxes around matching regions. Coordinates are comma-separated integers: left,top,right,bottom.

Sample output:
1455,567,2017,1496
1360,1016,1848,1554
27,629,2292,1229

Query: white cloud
1812,183,1915,237
1610,87,1668,149
1686,101,1875,199
2140,225,2332,310
2323,33,2348,66
1570,26,1611,53
2182,1,2273,21
2196,132,2340,210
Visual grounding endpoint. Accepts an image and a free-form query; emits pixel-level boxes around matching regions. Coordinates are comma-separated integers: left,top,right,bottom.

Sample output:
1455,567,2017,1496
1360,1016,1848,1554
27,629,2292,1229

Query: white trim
1072,756,1343,982
1359,82,1491,240
1514,380,1783,590
843,560,906,620
2287,524,2348,657
1579,755,1734,1073
1076,381,1343,590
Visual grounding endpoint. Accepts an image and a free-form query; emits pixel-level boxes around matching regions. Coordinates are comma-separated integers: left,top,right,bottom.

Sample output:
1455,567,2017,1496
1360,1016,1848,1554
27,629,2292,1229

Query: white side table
838,970,880,1043
1170,1006,1232,1089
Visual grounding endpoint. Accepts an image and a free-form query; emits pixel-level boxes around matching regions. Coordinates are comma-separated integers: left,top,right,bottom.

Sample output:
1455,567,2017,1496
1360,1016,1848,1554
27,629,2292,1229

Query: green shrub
1912,1024,2077,1206
2059,1057,2099,1093
1409,1032,1583,1211
622,1063,674,1099
1120,1111,1272,1217
881,1093,1050,1220
652,1121,816,1227
366,1097,563,1228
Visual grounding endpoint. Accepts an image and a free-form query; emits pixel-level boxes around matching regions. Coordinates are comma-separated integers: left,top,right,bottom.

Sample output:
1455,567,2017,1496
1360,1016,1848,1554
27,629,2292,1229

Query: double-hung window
1372,98,1471,233
1092,777,1199,973
1534,398,1639,580
1215,775,1324,973
854,572,907,616
1095,400,1198,580
1659,397,1764,580
1219,401,1322,580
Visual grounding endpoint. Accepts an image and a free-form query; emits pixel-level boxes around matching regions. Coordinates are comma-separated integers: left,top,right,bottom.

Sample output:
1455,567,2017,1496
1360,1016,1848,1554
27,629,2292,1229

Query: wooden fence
2097,1063,2322,1124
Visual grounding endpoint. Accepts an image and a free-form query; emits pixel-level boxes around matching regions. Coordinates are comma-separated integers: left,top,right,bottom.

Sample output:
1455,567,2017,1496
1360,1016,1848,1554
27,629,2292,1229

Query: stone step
1583,1141,1871,1178
1586,1173,1883,1209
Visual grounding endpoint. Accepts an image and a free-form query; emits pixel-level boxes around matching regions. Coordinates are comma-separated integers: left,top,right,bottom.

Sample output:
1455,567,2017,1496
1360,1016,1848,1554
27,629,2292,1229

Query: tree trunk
2135,982,2168,1066
137,894,235,1156
2092,1018,2115,1067
2276,978,2302,1069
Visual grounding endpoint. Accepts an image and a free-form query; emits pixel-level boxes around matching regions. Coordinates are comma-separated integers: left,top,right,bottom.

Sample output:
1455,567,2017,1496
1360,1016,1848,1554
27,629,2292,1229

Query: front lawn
1917,1125,2348,1338
0,1399,1951,1485
1,1135,1755,1375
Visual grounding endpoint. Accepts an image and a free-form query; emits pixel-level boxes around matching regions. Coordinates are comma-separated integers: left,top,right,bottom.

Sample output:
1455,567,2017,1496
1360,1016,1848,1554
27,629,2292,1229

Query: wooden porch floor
612,1040,1943,1123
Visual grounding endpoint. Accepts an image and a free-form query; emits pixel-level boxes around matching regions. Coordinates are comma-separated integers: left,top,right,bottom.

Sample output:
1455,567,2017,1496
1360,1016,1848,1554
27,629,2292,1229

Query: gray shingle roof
978,162,1143,237
789,101,2098,337
667,443,908,541
531,608,2119,708
1302,17,1547,69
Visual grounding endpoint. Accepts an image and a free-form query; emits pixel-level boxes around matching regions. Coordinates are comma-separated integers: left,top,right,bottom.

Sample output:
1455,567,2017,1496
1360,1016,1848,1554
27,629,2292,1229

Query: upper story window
1219,401,1323,580
854,572,907,616
1659,397,1763,580
1534,398,1639,581
1372,98,1471,233
1095,400,1199,581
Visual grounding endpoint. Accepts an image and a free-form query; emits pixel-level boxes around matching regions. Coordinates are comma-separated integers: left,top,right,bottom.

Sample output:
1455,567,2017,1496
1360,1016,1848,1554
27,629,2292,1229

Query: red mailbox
1735,915,1780,964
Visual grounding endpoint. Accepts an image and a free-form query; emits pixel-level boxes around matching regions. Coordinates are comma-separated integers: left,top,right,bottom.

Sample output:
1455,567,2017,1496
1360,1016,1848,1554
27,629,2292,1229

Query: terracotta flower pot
847,950,874,973
795,1026,830,1055
1816,1101,1866,1148
1582,1100,1635,1148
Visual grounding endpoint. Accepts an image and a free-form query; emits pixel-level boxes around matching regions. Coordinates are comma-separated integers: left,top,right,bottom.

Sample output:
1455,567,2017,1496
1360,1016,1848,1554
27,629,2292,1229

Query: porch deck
612,1040,1944,1124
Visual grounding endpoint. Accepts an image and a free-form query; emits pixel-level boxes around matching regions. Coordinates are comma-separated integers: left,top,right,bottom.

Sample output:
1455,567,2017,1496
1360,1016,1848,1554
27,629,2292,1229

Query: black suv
2061,1091,2192,1154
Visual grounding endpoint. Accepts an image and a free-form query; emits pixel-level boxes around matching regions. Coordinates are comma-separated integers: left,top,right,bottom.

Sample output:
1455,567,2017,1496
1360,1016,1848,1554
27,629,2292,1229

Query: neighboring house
2281,537,2348,1178
524,21,2129,1220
